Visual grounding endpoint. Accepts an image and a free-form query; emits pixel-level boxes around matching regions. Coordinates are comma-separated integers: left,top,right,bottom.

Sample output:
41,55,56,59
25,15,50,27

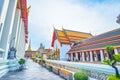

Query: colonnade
68,48,120,62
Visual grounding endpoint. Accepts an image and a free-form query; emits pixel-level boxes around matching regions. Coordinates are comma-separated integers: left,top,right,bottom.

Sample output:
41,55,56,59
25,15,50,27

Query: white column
0,0,9,40
10,9,21,48
114,48,118,54
76,53,78,60
67,54,69,60
0,0,17,59
80,52,82,61
94,51,98,61
86,52,89,61
90,51,93,62
82,52,85,61
100,50,104,62
104,50,108,60
69,54,71,61
71,53,73,61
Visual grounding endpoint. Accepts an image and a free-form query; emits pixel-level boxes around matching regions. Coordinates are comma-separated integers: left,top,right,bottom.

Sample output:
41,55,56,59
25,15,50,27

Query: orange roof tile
51,28,92,47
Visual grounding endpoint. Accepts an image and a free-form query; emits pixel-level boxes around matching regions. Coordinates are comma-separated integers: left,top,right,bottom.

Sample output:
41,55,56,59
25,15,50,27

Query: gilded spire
27,39,32,51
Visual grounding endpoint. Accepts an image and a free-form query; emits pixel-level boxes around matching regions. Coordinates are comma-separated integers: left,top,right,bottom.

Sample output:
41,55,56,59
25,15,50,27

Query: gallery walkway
1,59,64,80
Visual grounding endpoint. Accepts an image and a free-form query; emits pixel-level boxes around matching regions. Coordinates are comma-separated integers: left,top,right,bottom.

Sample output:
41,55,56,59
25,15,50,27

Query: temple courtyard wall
46,60,120,80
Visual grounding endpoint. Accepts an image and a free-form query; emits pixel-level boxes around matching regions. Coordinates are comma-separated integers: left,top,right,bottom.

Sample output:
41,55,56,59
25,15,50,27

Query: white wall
60,44,70,61
54,39,70,61
16,18,26,59
54,39,61,49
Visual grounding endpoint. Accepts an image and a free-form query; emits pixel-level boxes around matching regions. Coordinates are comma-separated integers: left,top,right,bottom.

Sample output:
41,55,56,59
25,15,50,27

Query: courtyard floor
1,59,64,80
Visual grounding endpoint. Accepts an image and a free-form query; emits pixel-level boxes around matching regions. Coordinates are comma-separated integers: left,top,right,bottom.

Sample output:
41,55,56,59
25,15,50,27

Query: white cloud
27,0,120,50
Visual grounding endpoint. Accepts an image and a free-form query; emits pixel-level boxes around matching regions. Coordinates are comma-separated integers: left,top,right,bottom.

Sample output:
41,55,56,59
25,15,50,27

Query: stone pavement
1,59,64,80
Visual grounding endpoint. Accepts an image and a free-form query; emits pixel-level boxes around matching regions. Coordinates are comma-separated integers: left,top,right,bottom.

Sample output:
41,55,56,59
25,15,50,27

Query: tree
103,46,119,78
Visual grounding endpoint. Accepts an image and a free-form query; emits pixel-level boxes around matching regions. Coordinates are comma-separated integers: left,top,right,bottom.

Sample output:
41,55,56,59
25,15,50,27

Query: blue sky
27,0,120,50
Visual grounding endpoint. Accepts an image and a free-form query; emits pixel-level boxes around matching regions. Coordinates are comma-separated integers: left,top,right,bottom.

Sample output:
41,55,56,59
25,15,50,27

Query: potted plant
18,58,26,70
74,72,88,80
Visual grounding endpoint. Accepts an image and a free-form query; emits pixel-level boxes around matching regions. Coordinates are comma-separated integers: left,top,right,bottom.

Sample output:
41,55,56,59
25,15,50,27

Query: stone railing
52,67,60,75
59,69,73,80
46,60,120,80
0,59,19,78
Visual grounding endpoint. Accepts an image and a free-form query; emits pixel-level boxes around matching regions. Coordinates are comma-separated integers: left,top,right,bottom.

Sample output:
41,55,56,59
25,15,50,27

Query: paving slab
1,59,64,80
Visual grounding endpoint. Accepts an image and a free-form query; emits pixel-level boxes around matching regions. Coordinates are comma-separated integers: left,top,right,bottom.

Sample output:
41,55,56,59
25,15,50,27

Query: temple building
38,43,49,60
0,0,29,59
38,43,45,57
0,0,29,78
67,28,120,62
25,40,39,58
51,28,92,60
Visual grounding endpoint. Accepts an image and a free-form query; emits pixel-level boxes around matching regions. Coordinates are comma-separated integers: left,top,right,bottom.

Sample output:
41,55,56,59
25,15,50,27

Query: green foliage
103,59,116,66
108,75,120,80
103,59,111,65
47,55,51,59
18,58,25,65
48,66,53,71
75,58,79,62
74,72,88,80
38,56,42,58
31,58,38,62
106,46,114,53
31,58,36,61
48,65,53,69
104,46,119,77
38,59,45,64
42,60,45,63
114,54,120,62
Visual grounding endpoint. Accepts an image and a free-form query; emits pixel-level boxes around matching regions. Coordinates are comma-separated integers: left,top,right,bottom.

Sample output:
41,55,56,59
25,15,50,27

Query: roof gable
51,28,92,47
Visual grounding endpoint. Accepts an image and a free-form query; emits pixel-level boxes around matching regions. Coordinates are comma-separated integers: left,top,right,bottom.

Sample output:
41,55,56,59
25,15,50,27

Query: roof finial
27,38,32,51
62,25,64,30
53,24,55,30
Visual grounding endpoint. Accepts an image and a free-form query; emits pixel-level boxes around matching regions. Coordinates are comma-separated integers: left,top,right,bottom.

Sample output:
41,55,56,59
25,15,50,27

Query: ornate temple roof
51,28,92,47
69,28,120,53
17,0,29,43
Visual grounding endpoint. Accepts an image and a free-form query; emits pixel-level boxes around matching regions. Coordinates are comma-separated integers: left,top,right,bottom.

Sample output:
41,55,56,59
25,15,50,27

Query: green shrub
106,46,114,53
114,54,120,62
18,58,25,65
75,58,79,62
108,75,120,80
31,58,35,61
74,72,88,80
48,65,53,70
103,59,111,65
42,60,45,63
